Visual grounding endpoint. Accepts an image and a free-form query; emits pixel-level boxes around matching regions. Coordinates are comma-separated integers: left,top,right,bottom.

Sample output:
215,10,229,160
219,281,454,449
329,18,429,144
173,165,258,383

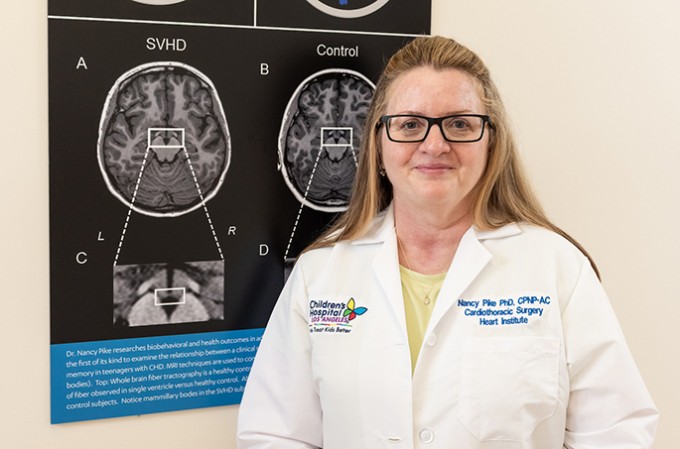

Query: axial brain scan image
305,0,390,18
131,0,186,4
98,62,231,217
279,68,375,212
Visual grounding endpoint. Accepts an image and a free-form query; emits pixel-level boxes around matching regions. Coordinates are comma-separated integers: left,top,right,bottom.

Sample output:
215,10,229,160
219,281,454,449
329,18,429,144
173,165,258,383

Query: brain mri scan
113,260,224,327
98,61,231,217
279,68,375,212
131,1,187,6
306,0,390,18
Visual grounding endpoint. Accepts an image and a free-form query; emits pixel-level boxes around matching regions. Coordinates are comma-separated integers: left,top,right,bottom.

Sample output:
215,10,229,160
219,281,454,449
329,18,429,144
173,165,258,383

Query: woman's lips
415,163,452,173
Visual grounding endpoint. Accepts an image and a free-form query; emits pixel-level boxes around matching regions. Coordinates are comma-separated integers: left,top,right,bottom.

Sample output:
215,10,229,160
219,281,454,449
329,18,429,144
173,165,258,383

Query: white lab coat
237,206,658,449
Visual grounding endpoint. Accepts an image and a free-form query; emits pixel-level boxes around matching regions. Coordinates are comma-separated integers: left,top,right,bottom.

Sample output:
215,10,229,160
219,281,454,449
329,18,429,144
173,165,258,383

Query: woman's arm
562,260,658,448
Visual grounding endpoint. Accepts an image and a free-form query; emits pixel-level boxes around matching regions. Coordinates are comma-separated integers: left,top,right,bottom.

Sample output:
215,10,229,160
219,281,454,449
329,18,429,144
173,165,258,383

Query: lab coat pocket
457,336,560,442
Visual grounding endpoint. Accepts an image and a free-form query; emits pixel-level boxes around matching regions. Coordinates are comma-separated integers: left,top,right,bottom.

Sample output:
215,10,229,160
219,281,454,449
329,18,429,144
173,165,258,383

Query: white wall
432,3,679,448
1,1,677,448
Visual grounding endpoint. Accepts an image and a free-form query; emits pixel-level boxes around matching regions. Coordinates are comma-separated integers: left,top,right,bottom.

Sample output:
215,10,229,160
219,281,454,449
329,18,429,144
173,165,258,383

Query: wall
1,1,677,447
432,4,679,448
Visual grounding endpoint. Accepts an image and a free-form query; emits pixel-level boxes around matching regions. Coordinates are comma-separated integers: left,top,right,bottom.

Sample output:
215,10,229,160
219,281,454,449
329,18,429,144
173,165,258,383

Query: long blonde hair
306,35,599,276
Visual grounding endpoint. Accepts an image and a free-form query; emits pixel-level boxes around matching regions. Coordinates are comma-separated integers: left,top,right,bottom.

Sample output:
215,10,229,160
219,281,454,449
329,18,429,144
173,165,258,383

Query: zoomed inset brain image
113,260,224,327
98,62,231,217
279,69,375,212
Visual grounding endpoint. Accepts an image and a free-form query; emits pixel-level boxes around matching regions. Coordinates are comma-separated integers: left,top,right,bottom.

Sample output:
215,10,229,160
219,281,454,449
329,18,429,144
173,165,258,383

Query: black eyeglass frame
377,113,493,143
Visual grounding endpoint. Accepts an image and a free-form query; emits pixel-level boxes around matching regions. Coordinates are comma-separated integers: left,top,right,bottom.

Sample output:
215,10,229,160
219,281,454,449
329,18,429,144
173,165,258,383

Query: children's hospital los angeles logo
309,298,367,333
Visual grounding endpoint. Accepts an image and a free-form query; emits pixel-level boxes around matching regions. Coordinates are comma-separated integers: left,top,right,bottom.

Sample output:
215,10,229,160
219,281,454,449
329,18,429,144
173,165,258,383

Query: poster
49,0,430,423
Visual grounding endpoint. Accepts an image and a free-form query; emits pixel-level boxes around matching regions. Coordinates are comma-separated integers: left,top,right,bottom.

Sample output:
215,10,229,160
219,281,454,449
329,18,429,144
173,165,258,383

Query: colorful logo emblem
342,298,367,321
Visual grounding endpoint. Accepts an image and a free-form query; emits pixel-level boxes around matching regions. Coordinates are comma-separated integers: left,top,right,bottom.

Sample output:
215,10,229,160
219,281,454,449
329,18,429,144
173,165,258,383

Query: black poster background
49,1,430,345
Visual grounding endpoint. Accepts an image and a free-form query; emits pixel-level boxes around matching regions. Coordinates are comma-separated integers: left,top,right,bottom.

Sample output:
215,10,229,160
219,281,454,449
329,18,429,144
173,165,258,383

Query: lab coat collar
350,205,396,246
350,204,522,245
354,204,522,342
428,227,492,336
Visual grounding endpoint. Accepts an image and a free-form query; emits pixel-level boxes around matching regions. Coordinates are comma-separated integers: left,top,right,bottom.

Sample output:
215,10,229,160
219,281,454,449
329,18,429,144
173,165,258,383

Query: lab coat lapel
355,208,519,340
355,207,408,337
371,230,408,337
427,227,492,334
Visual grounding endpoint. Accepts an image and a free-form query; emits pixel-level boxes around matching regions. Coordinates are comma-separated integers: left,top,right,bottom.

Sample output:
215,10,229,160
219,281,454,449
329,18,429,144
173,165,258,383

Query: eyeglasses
378,114,492,143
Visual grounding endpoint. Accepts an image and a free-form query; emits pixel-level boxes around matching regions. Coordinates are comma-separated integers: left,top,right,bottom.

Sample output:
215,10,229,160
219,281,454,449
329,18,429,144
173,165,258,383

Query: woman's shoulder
490,222,589,263
296,211,391,268
479,223,594,288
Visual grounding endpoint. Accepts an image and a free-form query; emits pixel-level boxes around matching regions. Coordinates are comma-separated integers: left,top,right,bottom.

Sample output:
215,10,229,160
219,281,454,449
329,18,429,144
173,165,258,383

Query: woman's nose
419,123,451,156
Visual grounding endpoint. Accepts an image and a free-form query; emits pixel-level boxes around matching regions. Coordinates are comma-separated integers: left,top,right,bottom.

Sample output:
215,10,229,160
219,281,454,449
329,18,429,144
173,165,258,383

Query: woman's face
380,67,489,220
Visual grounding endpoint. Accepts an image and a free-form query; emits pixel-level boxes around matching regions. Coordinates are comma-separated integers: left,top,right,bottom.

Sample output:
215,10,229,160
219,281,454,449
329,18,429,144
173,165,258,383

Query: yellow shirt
399,265,446,374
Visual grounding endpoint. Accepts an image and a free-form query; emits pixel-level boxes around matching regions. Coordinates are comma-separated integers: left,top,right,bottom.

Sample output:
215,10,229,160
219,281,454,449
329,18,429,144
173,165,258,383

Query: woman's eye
450,119,470,129
401,119,423,130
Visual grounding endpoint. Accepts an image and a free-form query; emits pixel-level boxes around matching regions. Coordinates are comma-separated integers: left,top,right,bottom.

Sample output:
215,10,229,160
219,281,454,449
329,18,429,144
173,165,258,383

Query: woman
237,36,658,448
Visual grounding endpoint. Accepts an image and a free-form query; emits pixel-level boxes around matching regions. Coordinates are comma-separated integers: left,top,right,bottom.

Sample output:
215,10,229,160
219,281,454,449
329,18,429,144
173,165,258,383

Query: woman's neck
393,202,472,275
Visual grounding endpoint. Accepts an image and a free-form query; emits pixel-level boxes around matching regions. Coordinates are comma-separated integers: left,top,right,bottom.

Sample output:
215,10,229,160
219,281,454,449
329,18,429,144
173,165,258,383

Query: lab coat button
426,334,437,346
419,428,434,443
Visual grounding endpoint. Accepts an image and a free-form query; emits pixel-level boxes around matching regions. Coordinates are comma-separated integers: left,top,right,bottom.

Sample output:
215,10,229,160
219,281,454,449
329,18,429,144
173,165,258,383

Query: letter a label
76,57,88,70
